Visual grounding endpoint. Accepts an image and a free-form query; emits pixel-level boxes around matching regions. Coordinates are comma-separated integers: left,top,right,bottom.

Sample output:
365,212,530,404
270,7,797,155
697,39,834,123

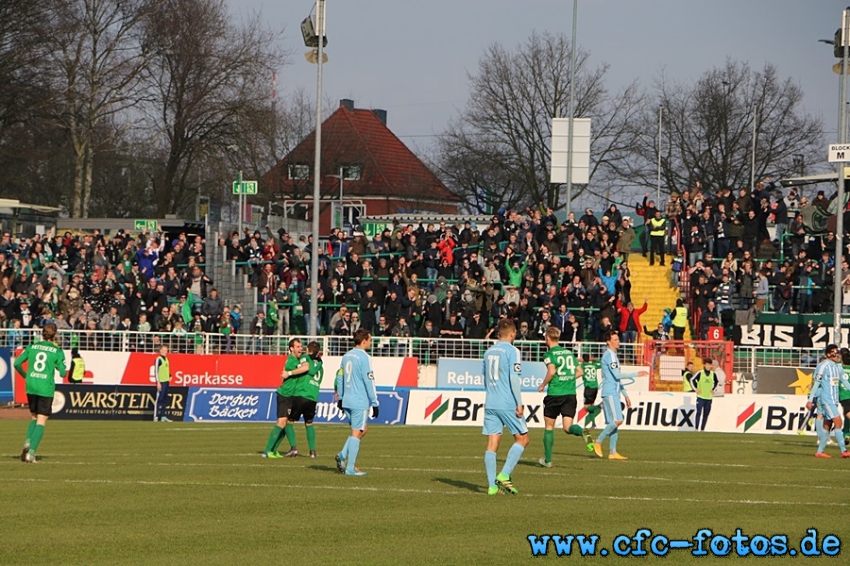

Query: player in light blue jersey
593,331,646,460
335,329,379,476
482,319,529,495
807,344,850,459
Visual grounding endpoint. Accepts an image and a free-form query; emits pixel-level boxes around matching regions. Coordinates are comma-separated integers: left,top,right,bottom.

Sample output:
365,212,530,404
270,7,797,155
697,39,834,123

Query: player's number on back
555,354,574,379
487,355,499,384
584,366,597,381
344,361,353,384
33,351,48,373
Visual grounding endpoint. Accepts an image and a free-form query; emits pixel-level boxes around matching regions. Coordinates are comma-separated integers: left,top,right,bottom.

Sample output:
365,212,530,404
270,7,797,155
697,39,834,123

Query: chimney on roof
372,109,387,125
340,99,354,111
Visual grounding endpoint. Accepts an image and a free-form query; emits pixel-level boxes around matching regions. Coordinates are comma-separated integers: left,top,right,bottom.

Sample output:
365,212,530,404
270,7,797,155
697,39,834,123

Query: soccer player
580,353,602,428
153,345,172,422
335,328,379,476
839,348,850,445
284,341,323,458
15,323,67,463
537,327,593,467
262,338,311,458
482,319,529,495
689,358,719,431
807,344,850,458
593,331,645,460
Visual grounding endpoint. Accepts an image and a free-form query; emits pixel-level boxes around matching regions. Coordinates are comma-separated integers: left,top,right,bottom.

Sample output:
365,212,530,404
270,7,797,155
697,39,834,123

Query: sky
227,0,847,179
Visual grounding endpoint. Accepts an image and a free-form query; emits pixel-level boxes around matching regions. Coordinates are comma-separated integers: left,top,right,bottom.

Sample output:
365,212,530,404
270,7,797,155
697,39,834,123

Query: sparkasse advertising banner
406,390,813,435
185,388,409,424
13,351,418,404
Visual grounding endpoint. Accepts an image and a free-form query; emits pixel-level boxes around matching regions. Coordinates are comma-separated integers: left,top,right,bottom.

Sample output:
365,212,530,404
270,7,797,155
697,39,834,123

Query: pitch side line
3,477,848,507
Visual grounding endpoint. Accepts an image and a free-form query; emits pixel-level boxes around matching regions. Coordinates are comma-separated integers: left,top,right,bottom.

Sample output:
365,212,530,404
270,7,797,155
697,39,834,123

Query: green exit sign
232,181,258,195
134,220,159,231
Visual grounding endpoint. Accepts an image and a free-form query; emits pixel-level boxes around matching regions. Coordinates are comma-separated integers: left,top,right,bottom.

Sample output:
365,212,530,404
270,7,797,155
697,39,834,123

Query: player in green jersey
262,338,310,458
14,323,67,463
282,341,324,458
840,348,850,445
580,354,603,428
537,327,593,467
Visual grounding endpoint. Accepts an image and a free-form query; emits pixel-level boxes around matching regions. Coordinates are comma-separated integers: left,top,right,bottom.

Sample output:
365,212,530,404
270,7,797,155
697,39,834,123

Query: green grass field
1,421,848,565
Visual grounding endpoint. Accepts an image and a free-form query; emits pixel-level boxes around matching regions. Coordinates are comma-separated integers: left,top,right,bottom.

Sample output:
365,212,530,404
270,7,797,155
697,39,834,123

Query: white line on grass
3,477,848,507
596,474,850,492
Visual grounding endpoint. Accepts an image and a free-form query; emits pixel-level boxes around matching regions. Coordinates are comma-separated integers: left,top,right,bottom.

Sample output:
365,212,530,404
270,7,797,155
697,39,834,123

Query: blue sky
229,0,845,165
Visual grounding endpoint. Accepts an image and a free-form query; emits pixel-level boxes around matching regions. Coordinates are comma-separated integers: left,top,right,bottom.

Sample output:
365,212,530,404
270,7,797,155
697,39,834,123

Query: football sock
501,442,524,478
271,427,287,452
338,436,351,461
484,451,497,487
597,421,617,444
264,425,282,453
345,437,361,473
609,429,619,454
836,428,848,453
816,419,828,453
306,424,316,451
543,429,554,462
24,420,36,445
843,418,850,435
29,424,45,455
285,423,297,449
587,405,601,425
567,424,584,437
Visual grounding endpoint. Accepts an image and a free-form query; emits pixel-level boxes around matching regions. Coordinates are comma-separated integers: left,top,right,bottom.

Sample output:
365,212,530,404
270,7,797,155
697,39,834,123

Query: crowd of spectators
634,179,850,342
1,178,846,355
0,228,221,343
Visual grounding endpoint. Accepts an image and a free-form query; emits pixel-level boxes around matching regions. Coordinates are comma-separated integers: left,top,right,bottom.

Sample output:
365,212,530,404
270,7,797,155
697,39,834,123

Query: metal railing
0,329,825,375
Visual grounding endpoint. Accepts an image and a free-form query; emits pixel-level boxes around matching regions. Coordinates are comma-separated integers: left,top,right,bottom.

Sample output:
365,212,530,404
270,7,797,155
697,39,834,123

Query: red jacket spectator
437,236,456,265
616,298,648,334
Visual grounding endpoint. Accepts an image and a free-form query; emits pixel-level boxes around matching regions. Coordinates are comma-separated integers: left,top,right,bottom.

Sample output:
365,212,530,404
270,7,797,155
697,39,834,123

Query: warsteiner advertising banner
50,384,188,421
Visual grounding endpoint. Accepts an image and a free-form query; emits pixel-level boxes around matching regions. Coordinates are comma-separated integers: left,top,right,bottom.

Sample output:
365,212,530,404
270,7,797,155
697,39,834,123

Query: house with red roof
263,99,460,235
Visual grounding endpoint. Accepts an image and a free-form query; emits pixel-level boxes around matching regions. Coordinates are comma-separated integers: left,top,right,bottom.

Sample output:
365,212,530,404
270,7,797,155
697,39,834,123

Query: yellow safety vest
649,218,667,237
672,306,689,327
71,358,86,383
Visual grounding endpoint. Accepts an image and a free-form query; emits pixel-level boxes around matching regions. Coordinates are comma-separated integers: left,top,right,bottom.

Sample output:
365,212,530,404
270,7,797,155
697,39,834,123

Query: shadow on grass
434,477,483,494
308,465,344,474
765,450,814,456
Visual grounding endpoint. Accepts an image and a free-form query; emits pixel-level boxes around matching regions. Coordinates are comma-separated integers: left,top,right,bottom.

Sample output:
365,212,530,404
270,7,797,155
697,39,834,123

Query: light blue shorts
602,395,624,423
482,408,528,436
818,401,840,421
345,409,369,431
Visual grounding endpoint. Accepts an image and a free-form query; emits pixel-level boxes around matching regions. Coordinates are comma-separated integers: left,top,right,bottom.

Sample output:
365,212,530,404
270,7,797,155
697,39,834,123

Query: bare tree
433,31,644,213
34,0,152,218
138,0,285,217
628,60,824,197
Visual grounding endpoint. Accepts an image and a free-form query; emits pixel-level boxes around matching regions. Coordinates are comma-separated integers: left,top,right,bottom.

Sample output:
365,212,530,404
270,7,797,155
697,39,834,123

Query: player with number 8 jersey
14,323,66,463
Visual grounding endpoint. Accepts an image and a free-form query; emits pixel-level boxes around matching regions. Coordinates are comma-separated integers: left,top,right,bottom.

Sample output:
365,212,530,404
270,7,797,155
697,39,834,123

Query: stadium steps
624,254,691,341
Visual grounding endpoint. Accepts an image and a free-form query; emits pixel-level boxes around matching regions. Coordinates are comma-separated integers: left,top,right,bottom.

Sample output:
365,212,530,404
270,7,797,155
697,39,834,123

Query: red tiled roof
264,105,458,202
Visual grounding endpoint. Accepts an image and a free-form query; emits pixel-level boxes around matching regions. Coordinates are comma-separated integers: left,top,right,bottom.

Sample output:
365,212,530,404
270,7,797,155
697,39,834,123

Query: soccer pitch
1,421,847,565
